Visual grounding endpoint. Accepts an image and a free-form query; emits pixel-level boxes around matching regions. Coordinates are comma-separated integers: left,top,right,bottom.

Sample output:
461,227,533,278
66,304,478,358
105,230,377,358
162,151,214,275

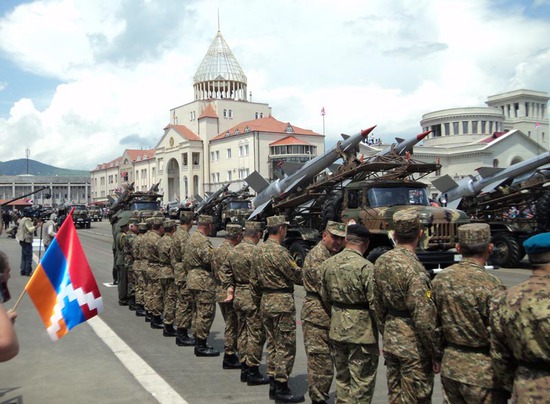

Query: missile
375,130,431,156
246,126,376,219
194,183,230,216
433,151,550,209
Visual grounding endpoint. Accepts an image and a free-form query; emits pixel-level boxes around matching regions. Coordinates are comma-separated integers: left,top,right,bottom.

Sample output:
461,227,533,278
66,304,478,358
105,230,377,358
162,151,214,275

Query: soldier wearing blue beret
489,232,550,401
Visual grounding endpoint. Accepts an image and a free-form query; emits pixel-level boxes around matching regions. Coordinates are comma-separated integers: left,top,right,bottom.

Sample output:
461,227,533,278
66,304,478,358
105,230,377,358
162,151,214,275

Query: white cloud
0,0,549,169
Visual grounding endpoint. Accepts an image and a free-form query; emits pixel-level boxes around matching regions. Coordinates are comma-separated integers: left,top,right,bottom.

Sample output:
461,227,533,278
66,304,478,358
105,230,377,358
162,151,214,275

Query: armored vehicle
69,204,91,229
88,207,102,222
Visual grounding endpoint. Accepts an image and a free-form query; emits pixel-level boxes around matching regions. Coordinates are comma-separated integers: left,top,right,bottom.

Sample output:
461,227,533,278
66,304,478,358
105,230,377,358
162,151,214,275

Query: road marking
87,316,189,404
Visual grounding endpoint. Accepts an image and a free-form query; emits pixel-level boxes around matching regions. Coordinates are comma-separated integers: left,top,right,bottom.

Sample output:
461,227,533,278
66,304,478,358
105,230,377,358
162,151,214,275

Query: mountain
0,159,89,176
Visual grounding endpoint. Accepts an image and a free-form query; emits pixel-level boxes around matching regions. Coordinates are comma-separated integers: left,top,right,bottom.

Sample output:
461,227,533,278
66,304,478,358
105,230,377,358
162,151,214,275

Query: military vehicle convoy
69,204,91,228
108,182,164,224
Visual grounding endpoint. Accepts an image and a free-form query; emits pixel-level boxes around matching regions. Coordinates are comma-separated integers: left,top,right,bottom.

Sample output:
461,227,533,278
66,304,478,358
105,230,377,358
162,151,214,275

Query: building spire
217,9,220,32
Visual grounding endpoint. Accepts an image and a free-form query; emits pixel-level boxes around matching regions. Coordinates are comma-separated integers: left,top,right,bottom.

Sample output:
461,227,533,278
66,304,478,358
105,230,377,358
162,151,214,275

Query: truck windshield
131,201,161,211
227,201,252,209
367,187,430,207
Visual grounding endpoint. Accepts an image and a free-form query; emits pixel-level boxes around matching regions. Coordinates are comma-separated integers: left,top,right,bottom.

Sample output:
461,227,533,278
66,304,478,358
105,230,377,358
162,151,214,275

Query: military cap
163,219,176,229
138,222,148,231
458,223,491,246
198,215,213,225
244,221,262,231
326,221,346,238
266,215,290,227
128,217,140,225
346,224,371,240
180,210,194,220
226,224,243,235
393,211,420,236
118,216,130,227
150,216,164,226
524,232,550,264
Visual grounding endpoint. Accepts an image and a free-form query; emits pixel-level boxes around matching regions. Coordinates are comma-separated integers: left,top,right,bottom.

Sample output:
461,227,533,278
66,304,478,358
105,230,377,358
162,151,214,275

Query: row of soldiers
113,210,549,403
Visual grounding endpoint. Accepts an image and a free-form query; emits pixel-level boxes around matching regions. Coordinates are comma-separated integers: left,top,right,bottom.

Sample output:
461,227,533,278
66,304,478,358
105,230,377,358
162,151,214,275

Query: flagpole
11,288,27,311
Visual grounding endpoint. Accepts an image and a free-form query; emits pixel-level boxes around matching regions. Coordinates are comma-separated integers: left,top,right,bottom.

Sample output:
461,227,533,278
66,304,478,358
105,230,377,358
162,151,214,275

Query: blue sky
1,0,549,170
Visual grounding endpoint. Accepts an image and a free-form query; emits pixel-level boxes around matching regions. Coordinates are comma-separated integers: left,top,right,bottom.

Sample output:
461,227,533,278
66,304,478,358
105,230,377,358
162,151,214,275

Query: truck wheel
536,191,550,232
366,246,392,264
321,195,343,231
86,223,91,229
491,233,522,268
289,241,310,268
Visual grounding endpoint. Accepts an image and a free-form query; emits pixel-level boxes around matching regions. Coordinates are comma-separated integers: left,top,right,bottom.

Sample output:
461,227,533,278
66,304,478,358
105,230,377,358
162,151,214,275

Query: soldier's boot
194,338,220,357
240,363,249,382
145,311,153,322
269,377,276,400
135,304,146,317
246,366,270,386
150,315,164,329
163,323,177,337
175,328,196,346
222,353,242,369
274,381,304,403
128,296,136,311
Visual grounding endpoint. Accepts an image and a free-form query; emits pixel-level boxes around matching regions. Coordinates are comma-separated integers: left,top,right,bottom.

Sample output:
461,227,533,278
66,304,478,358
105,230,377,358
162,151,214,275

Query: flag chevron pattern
26,210,103,341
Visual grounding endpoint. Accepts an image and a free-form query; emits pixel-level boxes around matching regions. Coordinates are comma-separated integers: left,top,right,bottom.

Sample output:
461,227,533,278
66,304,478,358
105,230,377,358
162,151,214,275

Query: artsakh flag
25,209,103,341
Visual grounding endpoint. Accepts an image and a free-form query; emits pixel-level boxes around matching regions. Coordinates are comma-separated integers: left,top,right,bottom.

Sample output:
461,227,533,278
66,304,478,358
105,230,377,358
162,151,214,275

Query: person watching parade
16,207,42,277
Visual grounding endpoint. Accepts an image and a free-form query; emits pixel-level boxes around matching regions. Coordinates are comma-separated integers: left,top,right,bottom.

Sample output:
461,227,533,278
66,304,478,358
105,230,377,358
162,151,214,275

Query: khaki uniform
220,238,266,367
142,230,162,315
320,248,379,404
132,232,145,307
300,241,334,403
157,232,176,325
374,246,441,403
490,273,550,402
171,226,193,330
250,238,302,383
212,240,238,356
184,230,215,340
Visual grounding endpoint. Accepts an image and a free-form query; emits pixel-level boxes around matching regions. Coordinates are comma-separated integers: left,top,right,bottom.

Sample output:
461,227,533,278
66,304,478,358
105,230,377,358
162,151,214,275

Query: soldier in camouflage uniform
142,216,165,328
220,221,270,385
157,219,177,337
115,216,130,306
301,221,345,404
133,221,148,317
489,232,550,402
185,215,219,357
320,224,379,404
124,217,139,311
171,210,195,346
212,224,243,369
250,215,304,403
432,223,508,403
373,211,441,404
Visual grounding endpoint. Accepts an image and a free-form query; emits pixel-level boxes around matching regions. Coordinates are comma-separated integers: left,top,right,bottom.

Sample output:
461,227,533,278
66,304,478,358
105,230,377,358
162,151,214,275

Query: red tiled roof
164,124,202,142
93,156,123,171
199,103,218,119
211,115,322,141
126,149,156,162
269,136,313,146
480,131,507,144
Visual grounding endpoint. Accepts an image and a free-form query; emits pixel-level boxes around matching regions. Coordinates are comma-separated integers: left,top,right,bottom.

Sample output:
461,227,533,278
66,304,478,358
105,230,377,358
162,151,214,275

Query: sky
0,0,549,171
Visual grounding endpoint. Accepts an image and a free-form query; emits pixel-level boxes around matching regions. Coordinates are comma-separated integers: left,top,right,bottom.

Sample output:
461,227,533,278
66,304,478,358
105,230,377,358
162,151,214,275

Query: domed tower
193,30,248,101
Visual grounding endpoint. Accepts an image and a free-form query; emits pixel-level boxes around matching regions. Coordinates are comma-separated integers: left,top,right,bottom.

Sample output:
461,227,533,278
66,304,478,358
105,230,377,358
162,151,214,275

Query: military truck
69,204,91,229
269,154,469,270
88,206,102,222
457,168,550,267
108,182,164,225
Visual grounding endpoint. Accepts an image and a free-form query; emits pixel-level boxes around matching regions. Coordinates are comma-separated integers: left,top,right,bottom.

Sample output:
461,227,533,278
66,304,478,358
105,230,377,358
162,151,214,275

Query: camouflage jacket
489,272,550,395
184,230,214,291
171,226,190,284
157,233,173,279
250,238,302,314
132,233,144,271
374,245,441,360
115,231,127,266
319,248,378,346
432,258,505,387
142,231,162,279
123,232,136,268
212,240,234,302
300,241,332,329
220,238,258,311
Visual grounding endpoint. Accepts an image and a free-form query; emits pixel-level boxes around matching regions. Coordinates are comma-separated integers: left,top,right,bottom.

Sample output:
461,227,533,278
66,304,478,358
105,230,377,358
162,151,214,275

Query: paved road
0,221,531,403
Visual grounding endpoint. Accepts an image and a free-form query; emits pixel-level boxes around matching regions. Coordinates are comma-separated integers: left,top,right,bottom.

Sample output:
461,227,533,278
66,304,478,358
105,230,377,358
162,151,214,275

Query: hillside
0,159,89,176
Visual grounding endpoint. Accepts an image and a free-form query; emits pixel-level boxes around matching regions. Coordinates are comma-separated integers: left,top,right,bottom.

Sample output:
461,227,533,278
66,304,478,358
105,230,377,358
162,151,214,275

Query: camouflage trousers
384,351,434,404
160,277,176,325
147,271,162,316
219,302,238,355
303,321,334,403
441,376,509,404
263,310,296,383
234,291,266,368
188,289,216,340
512,367,549,404
143,269,152,311
332,340,379,404
133,262,144,305
175,282,194,330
